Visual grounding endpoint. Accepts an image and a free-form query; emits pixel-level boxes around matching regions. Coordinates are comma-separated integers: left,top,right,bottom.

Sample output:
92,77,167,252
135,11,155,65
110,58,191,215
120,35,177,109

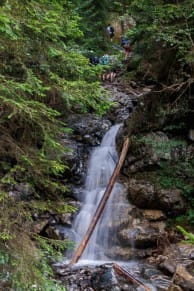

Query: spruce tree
74,0,110,52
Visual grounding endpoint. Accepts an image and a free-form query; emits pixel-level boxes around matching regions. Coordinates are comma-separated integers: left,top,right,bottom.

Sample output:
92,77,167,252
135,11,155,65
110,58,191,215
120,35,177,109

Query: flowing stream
62,124,160,290
68,124,126,262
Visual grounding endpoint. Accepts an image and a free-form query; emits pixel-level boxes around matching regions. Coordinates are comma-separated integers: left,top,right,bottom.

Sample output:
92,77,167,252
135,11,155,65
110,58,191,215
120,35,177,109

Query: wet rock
62,114,112,184
127,179,156,208
169,284,183,291
66,113,112,146
141,264,172,291
103,84,136,123
121,130,194,175
54,264,122,291
144,131,171,160
118,226,162,248
159,242,194,290
117,91,166,150
14,182,34,197
44,224,76,241
160,243,194,270
8,182,34,200
173,263,194,290
122,132,164,174
62,138,89,184
53,262,169,290
142,210,166,221
32,219,49,234
127,179,186,215
107,246,155,260
57,212,73,226
45,225,64,240
91,265,120,290
157,188,186,215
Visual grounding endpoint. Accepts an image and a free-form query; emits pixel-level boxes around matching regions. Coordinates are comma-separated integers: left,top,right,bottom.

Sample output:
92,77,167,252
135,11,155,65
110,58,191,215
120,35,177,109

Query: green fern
177,225,194,243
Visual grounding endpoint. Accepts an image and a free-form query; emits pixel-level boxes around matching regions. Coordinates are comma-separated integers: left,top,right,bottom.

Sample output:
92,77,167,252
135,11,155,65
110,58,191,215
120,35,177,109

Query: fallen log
113,263,152,291
69,138,130,265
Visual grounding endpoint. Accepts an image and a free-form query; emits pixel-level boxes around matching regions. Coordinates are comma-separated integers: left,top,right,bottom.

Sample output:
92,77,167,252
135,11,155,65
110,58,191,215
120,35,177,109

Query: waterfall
61,124,160,291
69,124,125,261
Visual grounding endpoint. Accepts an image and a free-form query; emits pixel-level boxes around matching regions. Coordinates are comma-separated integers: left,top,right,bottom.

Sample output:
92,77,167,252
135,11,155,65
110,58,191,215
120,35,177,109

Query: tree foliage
0,0,110,194
72,0,111,52
106,0,194,84
0,0,111,288
122,0,194,82
1,0,194,288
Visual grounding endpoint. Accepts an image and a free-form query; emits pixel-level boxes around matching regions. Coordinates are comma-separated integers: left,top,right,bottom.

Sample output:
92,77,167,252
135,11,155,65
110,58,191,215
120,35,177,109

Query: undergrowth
0,193,75,290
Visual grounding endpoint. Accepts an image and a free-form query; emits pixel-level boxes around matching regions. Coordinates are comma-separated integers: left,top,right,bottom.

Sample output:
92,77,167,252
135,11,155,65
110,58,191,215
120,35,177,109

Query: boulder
127,178,156,208
156,188,186,215
159,243,194,290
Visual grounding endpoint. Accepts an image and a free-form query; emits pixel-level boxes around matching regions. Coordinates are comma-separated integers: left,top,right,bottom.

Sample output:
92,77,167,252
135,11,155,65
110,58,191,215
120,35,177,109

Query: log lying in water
113,263,152,291
69,138,130,265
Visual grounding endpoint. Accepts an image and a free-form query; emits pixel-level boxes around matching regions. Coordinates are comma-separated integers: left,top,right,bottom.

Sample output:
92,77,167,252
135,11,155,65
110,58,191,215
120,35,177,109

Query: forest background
0,0,194,289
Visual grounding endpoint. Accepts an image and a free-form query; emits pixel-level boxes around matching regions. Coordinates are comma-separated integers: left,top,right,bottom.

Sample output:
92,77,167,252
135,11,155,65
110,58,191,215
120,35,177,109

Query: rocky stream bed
32,79,194,290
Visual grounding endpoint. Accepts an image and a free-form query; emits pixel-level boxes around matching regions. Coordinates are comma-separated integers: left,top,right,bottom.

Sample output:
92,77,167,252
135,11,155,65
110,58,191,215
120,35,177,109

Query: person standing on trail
107,24,115,42
120,36,129,48
93,56,100,65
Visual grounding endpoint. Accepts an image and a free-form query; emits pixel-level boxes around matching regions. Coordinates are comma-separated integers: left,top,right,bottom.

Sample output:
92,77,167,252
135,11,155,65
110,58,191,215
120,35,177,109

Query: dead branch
153,77,194,109
113,263,152,291
154,79,193,93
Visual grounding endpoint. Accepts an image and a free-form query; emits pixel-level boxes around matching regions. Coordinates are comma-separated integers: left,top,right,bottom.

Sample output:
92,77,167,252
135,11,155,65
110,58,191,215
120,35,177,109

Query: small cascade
58,122,161,291
68,124,126,261
55,94,173,291
58,121,170,291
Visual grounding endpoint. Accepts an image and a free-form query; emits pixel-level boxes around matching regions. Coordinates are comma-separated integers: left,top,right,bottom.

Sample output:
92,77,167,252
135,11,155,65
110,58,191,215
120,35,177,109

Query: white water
62,125,158,291
70,124,125,260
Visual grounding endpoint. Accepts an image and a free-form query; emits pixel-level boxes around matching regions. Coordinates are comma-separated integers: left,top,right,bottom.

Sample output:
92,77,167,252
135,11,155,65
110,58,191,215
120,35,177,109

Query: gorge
51,81,194,290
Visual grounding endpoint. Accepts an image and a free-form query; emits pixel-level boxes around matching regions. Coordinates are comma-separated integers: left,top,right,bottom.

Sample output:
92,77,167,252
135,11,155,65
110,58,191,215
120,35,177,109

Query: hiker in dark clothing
89,55,99,65
107,24,115,41
93,56,99,65
89,56,94,65
120,36,129,47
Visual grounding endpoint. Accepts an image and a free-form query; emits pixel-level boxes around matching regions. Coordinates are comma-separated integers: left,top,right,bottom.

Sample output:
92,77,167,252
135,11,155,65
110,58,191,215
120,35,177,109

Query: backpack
93,56,99,65
110,26,114,33
100,54,109,65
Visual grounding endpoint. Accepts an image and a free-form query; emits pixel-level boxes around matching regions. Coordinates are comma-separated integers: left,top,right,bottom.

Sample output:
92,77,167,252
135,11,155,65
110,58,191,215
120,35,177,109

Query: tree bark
69,138,130,265
113,263,152,291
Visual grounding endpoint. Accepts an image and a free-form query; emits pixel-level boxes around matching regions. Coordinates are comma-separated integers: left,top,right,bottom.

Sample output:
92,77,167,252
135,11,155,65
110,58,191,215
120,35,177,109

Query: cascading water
57,106,167,291
69,124,125,261
61,124,160,290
